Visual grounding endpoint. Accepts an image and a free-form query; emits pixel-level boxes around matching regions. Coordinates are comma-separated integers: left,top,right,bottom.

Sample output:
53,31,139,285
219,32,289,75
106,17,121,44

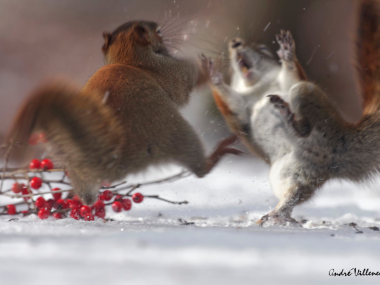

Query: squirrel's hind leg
257,183,317,226
257,157,321,226
161,109,242,178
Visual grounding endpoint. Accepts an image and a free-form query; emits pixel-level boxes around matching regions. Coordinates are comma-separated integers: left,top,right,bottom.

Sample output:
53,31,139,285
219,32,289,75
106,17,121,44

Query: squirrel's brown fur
358,0,380,114
6,21,241,205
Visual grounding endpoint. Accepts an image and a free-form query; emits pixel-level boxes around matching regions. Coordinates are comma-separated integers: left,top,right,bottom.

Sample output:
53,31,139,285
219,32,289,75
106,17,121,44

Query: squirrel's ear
102,32,112,54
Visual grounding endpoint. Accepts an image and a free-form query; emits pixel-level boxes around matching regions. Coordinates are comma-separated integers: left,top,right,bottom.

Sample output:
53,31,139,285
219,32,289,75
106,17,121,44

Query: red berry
72,200,82,208
52,188,61,200
53,213,63,219
115,195,123,201
38,208,50,219
102,190,113,201
21,210,29,216
112,201,123,212
45,199,55,209
40,159,54,170
55,199,68,209
67,196,82,208
121,199,132,211
84,214,95,221
98,193,105,200
29,159,41,170
12,183,24,194
28,133,39,145
73,196,82,203
93,200,105,211
21,187,30,201
132,193,144,203
7,205,16,215
30,177,42,190
70,207,81,220
80,205,92,217
95,208,106,219
35,197,46,208
67,199,80,209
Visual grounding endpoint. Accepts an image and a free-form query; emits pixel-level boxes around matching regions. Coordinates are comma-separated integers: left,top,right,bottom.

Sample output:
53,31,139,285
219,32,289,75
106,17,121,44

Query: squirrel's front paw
208,58,224,86
276,30,295,61
211,69,224,86
198,53,212,82
198,54,224,86
267,94,294,121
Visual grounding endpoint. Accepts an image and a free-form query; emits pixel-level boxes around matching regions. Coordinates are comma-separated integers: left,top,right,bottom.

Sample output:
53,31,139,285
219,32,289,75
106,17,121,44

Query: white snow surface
1,156,380,285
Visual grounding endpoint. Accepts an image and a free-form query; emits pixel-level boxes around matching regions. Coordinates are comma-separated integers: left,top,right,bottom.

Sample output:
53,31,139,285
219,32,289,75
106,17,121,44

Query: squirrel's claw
267,94,294,121
198,54,224,86
197,53,214,85
257,211,300,227
276,30,295,61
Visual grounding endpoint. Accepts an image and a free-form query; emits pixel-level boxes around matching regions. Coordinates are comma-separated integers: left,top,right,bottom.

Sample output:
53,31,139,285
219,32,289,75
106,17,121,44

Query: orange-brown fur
296,61,307,81
357,0,380,115
6,21,240,205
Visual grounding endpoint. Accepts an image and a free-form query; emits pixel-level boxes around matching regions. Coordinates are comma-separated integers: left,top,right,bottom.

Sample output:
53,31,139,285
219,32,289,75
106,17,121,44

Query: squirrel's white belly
250,93,293,162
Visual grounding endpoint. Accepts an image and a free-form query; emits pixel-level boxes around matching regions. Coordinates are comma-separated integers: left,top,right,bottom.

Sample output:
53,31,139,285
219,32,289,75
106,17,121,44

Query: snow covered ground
1,156,380,285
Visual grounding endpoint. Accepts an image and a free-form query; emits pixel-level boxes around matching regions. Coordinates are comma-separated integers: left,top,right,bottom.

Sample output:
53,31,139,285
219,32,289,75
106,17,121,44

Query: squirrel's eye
156,26,162,37
136,26,146,34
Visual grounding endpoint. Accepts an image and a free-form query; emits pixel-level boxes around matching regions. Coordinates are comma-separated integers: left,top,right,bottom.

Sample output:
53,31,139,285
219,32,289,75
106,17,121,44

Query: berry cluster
0,157,188,221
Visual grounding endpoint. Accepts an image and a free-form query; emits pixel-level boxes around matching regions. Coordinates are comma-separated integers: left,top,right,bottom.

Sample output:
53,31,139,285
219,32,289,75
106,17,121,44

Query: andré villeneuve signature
329,269,380,277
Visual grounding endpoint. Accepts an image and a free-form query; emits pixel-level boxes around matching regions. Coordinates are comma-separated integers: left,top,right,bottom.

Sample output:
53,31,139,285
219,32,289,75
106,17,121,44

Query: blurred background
0,0,359,151
3,3,380,284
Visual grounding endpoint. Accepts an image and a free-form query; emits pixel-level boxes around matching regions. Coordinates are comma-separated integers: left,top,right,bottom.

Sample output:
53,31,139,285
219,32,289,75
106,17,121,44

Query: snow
1,156,380,284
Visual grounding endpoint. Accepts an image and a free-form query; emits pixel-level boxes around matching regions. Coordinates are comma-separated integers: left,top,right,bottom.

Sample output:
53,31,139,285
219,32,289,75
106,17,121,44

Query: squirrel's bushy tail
6,80,125,204
357,0,380,115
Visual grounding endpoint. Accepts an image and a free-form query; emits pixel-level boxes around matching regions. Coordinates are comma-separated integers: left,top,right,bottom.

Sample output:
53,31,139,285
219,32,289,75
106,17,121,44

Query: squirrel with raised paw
6,21,242,205
206,0,380,225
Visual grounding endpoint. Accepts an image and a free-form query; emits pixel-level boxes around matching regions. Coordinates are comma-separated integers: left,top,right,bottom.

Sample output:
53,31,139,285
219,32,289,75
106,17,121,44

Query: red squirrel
6,21,241,205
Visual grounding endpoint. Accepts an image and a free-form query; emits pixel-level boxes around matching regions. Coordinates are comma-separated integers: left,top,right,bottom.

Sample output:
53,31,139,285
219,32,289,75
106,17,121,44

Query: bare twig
144,195,188,205
178,218,194,225
114,171,191,195
348,222,363,234
102,181,127,189
0,142,14,193
24,172,35,209
2,188,74,199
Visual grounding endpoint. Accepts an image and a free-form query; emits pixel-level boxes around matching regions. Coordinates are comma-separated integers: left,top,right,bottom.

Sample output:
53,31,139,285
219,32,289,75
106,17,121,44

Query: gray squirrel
204,0,380,225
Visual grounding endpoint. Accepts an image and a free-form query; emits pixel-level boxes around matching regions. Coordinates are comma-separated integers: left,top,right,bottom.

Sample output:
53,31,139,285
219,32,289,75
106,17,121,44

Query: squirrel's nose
231,38,242,48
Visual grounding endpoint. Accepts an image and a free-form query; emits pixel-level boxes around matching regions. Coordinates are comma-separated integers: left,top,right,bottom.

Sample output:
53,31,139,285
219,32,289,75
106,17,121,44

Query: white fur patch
268,155,293,200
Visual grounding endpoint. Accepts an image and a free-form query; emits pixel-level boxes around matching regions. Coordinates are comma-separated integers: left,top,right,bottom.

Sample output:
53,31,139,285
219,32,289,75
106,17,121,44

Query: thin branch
0,142,13,193
102,181,127,189
2,188,74,199
113,171,191,195
144,195,188,205
348,222,363,234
